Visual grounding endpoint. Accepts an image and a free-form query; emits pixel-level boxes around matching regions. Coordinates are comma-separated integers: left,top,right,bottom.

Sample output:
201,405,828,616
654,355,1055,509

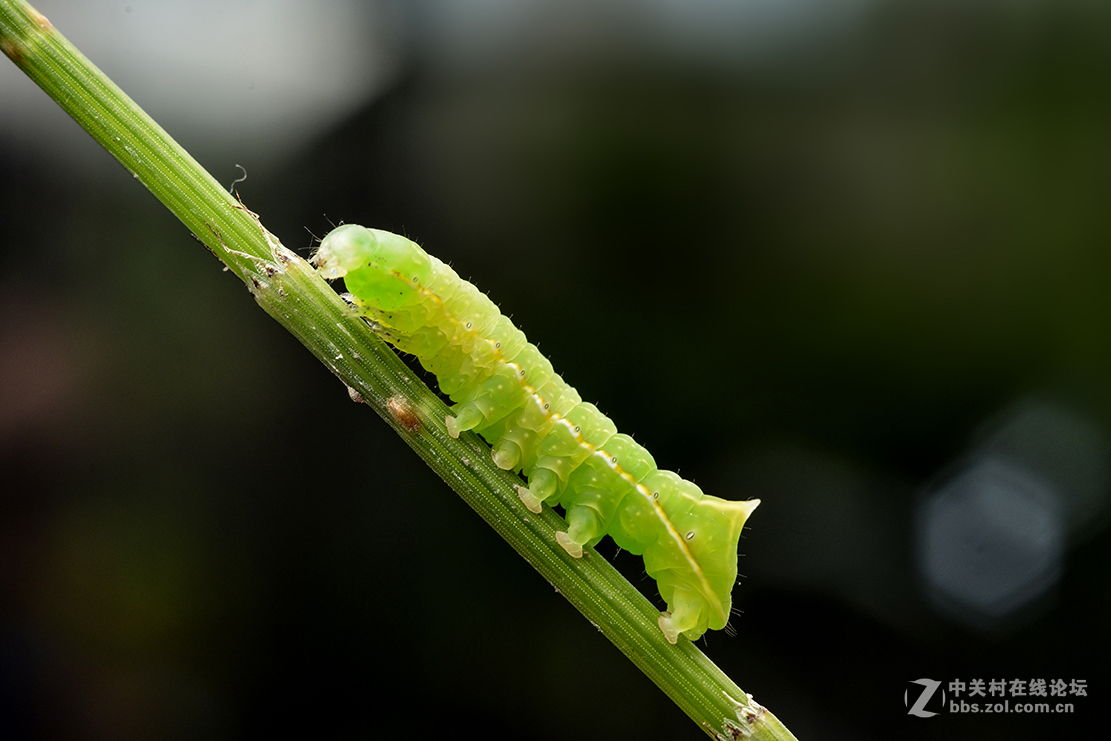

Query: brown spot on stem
720,719,747,740
387,396,420,432
29,9,54,32
1,37,24,65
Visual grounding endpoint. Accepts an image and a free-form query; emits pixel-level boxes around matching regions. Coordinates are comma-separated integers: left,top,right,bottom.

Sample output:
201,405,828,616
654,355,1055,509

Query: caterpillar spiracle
314,224,759,643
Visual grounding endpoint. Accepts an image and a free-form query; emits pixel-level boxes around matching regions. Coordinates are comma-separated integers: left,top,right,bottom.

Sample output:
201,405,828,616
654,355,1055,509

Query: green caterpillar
314,224,759,643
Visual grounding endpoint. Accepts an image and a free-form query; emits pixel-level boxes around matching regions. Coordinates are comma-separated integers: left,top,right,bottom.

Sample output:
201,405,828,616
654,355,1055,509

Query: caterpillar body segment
314,224,759,642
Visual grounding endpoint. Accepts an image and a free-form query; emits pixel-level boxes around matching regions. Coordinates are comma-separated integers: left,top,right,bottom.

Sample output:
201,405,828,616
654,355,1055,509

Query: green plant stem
0,2,798,738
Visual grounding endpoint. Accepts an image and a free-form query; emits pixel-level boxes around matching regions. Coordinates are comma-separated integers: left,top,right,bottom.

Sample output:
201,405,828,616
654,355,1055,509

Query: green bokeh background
1,1,1108,739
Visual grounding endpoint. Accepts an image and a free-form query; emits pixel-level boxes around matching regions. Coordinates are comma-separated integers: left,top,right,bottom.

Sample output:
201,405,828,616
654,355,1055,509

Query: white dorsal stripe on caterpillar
313,224,759,643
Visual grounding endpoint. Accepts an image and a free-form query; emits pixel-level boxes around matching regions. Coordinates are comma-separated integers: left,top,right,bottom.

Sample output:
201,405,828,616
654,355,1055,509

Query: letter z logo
905,679,945,717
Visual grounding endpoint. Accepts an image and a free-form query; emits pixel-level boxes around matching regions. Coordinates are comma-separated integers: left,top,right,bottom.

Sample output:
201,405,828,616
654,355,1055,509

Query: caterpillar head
315,225,432,310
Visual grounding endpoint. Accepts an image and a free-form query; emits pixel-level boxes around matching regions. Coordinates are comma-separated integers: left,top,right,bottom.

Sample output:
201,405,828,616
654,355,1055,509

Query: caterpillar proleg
314,224,759,643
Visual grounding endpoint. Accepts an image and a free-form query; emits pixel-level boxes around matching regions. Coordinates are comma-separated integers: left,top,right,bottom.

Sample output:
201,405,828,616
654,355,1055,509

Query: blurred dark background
1,1,1108,739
